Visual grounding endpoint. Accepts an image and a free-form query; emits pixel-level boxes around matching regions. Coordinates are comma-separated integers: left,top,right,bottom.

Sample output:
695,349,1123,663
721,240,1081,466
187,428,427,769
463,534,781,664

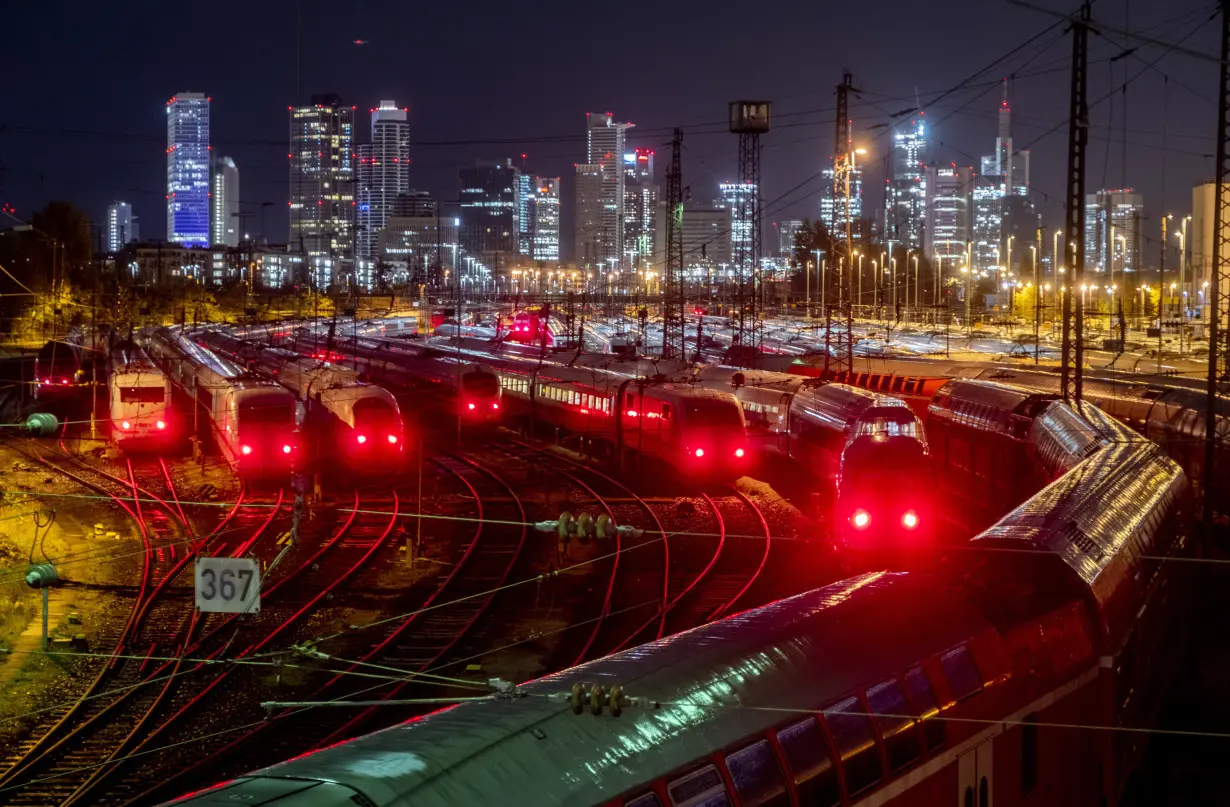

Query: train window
904,665,945,752
724,740,788,807
625,393,637,409
891,376,905,392
775,718,840,807
626,793,664,807
823,697,883,796
120,386,165,403
940,645,983,702
662,404,674,421
866,680,919,773
1021,713,1038,792
667,764,731,807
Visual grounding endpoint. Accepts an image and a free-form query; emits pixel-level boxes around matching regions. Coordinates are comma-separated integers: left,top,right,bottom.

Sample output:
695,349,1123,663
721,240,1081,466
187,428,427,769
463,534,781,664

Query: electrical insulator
25,413,59,436
25,563,58,588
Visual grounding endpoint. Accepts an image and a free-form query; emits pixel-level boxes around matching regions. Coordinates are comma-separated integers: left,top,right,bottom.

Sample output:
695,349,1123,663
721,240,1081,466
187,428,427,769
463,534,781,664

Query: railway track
127,457,529,804
111,491,399,806
0,450,198,806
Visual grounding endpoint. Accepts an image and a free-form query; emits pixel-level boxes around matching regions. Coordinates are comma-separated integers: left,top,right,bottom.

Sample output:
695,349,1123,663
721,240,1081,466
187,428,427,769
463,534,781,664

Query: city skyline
2,1,1220,273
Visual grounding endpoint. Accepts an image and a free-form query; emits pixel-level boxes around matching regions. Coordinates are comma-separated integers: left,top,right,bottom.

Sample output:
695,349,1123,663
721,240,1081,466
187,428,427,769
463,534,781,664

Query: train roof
978,423,1186,653
151,328,246,379
934,378,1057,414
225,573,1005,807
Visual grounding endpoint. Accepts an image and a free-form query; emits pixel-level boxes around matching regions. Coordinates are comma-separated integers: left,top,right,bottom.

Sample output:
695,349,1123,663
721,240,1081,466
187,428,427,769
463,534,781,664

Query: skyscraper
356,100,411,284
166,93,210,246
1085,189,1143,276
924,164,972,266
623,150,657,271
289,94,356,288
458,159,520,268
211,156,239,247
885,117,927,251
575,112,633,269
719,182,757,273
974,81,1033,275
775,220,803,261
106,202,135,253
820,166,863,242
517,168,533,257
528,177,561,262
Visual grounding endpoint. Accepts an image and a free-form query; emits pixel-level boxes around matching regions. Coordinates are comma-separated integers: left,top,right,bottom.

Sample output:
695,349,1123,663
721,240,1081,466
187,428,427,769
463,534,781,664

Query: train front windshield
353,399,402,446
120,386,165,404
684,402,744,431
238,401,295,456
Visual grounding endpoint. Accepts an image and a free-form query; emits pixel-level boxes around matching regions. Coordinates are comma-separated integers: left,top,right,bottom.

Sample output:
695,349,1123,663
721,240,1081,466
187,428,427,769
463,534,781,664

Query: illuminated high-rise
719,182,757,272
820,166,863,241
575,112,633,269
357,100,411,285
166,93,210,247
775,220,803,261
1085,189,1143,276
924,164,971,266
211,156,239,247
528,177,560,262
885,117,927,250
106,202,135,253
289,93,356,288
623,150,656,271
458,159,520,268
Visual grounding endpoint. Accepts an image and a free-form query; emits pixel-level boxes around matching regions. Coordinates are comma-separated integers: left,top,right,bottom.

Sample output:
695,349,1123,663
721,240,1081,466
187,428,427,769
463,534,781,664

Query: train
259,324,503,429
190,328,405,478
33,333,84,392
165,395,1191,807
428,337,748,478
107,339,172,447
144,327,299,479
507,310,552,345
786,356,1230,511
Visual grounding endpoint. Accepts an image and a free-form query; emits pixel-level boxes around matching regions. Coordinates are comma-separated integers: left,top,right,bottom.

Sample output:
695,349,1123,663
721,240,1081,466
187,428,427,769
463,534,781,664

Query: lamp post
911,254,919,322
871,260,878,311
856,251,864,313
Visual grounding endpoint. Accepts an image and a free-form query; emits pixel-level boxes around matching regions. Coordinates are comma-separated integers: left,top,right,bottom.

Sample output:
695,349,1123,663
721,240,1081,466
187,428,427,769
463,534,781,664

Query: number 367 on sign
194,557,260,613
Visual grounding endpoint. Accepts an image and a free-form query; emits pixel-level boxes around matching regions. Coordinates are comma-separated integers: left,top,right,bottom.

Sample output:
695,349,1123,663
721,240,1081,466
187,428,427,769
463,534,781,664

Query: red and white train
144,327,299,479
168,395,1190,807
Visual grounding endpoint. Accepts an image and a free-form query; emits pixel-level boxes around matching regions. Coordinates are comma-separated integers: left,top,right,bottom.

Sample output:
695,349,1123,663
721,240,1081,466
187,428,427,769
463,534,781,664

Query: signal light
852,509,871,529
734,448,745,458
902,510,919,529
387,434,398,445
121,421,131,430
357,434,367,444
241,445,252,456
694,448,705,458
156,420,166,430
283,444,292,454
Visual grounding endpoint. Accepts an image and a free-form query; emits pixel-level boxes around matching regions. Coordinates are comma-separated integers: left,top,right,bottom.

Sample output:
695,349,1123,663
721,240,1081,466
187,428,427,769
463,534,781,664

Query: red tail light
283,444,292,454
694,448,705,458
241,445,252,456
852,509,871,529
734,448,745,458
467,402,476,411
121,421,131,430
387,434,398,445
156,420,166,430
492,402,499,410
356,434,367,444
902,510,919,529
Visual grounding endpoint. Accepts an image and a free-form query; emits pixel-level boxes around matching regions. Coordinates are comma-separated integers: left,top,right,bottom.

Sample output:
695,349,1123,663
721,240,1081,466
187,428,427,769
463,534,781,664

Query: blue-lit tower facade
166,93,210,247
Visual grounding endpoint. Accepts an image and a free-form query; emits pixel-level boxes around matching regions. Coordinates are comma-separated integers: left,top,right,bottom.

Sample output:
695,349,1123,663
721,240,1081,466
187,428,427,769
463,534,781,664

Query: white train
191,328,405,476
143,328,299,479
107,339,172,447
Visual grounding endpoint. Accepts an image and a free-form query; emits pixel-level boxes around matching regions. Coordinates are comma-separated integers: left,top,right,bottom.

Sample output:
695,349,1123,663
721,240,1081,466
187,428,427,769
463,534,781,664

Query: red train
168,395,1191,807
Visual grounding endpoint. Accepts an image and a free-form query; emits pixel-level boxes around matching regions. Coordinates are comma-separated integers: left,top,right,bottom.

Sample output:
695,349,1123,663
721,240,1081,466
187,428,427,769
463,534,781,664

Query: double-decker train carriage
283,329,503,428
926,379,1057,533
144,328,298,479
107,339,171,447
193,328,404,476
169,404,1190,807
783,362,949,417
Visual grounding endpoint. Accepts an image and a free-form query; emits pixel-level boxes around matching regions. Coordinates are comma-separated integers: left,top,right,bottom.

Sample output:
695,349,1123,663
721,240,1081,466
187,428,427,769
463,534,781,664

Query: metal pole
42,587,49,651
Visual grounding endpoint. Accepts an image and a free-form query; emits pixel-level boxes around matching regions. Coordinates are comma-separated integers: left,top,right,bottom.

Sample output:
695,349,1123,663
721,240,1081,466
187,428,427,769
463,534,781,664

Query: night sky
0,0,1223,263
